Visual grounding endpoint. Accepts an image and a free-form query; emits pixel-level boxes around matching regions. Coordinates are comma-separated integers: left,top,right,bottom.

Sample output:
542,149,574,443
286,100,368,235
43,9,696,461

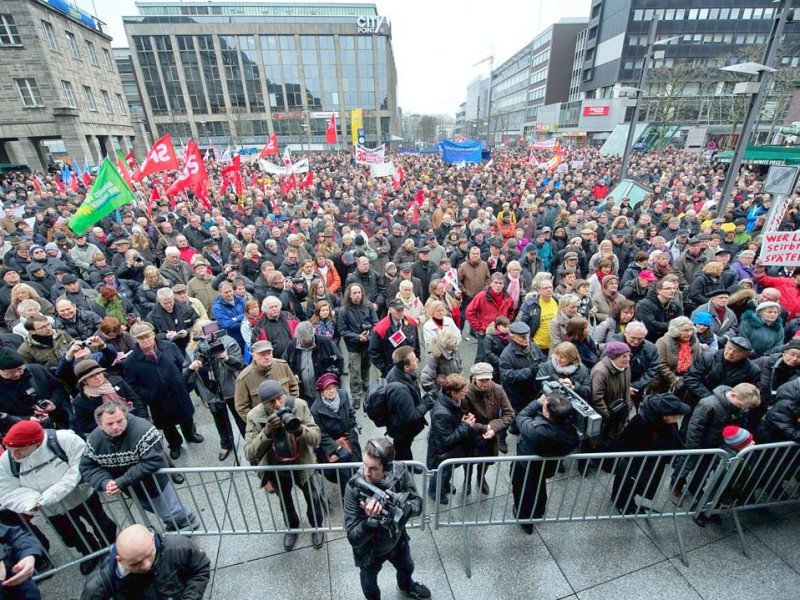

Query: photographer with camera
184,324,246,462
0,348,68,433
344,437,430,600
244,379,325,552
512,392,580,534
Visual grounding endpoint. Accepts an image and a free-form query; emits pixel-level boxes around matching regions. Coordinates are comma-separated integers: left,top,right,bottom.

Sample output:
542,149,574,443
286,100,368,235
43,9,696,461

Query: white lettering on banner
355,144,385,165
759,230,800,266
762,194,790,234
259,159,309,175
369,161,395,178
153,143,170,162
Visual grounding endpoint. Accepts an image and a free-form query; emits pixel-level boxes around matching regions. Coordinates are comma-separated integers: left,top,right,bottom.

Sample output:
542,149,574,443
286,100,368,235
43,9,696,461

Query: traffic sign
762,165,800,196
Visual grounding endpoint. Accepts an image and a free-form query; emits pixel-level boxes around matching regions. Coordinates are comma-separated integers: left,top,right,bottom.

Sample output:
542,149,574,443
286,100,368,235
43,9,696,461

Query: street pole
485,73,493,147
718,0,792,215
619,16,659,183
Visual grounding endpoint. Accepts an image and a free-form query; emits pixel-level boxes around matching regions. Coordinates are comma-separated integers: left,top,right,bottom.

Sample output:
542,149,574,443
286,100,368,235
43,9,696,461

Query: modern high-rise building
0,0,142,170
121,1,401,150
486,19,588,142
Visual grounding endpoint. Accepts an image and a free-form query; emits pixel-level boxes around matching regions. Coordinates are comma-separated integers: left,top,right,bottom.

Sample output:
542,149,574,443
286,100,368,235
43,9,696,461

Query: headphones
367,439,392,470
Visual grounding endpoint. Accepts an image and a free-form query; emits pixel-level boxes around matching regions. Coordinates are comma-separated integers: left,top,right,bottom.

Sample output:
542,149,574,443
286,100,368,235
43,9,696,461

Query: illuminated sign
583,105,610,116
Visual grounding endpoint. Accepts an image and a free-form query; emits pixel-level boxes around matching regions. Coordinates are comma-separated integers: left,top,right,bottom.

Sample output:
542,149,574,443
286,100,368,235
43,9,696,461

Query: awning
716,145,800,166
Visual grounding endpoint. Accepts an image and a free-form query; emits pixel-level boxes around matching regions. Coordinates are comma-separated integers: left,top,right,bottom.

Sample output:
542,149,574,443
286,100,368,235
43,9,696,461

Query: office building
0,0,142,170
122,1,401,149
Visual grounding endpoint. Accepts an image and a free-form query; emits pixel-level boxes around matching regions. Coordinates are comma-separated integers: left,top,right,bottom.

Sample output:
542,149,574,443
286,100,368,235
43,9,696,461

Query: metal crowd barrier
433,450,731,575
24,461,427,581
699,441,800,558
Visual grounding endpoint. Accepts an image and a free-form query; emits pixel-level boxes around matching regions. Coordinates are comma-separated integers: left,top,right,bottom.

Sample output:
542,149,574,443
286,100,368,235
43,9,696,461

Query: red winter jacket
466,290,515,334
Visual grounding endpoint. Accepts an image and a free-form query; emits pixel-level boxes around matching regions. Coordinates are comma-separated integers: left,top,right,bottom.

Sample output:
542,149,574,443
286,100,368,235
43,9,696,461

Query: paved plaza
41,337,800,600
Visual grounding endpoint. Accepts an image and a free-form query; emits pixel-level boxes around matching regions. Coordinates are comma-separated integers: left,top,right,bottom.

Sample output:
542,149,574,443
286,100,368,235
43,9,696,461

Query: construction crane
473,55,494,144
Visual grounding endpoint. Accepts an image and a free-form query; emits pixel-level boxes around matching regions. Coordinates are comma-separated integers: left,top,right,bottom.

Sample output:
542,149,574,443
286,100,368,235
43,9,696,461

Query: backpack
365,378,390,427
8,429,68,478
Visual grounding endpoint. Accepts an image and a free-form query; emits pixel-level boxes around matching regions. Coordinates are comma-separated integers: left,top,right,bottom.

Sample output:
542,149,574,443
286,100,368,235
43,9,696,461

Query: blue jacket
211,295,246,347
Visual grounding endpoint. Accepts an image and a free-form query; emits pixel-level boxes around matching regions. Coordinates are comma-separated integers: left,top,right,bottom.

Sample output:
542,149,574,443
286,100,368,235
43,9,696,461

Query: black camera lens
276,406,301,433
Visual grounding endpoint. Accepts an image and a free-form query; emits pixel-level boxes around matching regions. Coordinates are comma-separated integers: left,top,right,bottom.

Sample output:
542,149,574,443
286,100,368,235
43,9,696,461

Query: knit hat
784,339,800,353
693,311,713,327
74,359,106,384
3,420,45,448
722,426,753,451
0,348,25,370
257,379,284,404
755,301,781,314
314,372,339,391
605,341,631,360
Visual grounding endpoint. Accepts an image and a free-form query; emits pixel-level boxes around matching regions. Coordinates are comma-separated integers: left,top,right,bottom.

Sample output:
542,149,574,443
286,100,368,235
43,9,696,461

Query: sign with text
355,144,385,165
370,161,395,178
583,105,610,116
759,230,800,266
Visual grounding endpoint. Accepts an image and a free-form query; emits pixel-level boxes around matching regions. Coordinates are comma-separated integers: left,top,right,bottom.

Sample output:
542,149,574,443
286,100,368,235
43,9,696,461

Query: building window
14,78,42,107
0,14,20,46
116,93,126,114
83,86,97,111
101,90,113,114
65,31,80,59
86,40,98,66
62,80,77,108
102,47,114,70
42,20,57,51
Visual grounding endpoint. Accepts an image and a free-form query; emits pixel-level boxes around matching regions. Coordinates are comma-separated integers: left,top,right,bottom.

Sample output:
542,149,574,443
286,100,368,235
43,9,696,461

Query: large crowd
0,145,799,598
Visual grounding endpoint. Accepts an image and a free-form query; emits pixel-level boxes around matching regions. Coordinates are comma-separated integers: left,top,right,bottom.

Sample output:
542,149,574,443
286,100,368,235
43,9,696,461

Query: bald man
81,524,210,600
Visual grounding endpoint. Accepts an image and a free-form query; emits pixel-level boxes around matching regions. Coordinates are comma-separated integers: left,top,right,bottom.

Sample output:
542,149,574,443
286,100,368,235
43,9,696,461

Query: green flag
68,157,135,235
115,148,127,162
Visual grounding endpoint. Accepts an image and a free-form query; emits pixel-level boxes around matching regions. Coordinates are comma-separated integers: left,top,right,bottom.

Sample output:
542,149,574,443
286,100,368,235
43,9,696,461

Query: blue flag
72,160,83,178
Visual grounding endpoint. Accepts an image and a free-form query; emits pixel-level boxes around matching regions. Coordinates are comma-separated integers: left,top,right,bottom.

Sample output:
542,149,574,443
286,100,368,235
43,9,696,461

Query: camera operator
243,380,325,552
0,348,68,432
512,392,580,534
184,325,246,462
343,437,431,600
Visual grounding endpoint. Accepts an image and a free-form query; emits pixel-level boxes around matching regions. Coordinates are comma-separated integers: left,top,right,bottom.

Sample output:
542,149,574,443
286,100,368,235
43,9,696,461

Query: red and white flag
299,171,314,190
392,166,404,190
31,176,43,194
125,150,137,170
326,113,338,144
166,140,208,197
133,134,178,182
221,155,243,195
259,135,279,158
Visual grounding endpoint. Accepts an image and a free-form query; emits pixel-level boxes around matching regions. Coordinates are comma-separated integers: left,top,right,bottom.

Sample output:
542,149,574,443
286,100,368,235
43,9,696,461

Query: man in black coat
53,298,102,341
636,280,683,343
0,522,45,597
346,256,386,314
385,347,434,461
754,340,800,404
684,337,761,405
0,348,69,432
282,322,344,404
499,321,545,431
512,393,580,533
82,524,210,600
123,322,203,460
757,383,800,444
411,246,436,303
609,321,658,406
145,288,199,356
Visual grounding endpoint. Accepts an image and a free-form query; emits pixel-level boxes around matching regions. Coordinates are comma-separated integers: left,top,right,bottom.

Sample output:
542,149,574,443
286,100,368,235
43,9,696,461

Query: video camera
194,322,226,359
537,375,602,439
354,477,413,529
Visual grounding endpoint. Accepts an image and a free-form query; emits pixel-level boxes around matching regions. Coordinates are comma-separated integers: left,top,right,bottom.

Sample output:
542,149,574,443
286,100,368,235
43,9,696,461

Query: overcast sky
76,0,591,115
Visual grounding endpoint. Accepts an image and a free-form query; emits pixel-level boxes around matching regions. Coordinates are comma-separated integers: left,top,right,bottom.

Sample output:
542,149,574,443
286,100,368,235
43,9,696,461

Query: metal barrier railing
432,450,731,575
699,442,800,558
24,461,427,581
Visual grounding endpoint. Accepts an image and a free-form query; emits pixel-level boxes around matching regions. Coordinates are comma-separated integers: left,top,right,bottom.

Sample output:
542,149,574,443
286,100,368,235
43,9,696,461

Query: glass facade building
122,1,399,148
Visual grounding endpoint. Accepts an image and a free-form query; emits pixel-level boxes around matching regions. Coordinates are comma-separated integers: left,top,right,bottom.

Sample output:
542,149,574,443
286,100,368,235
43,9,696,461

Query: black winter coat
426,391,474,469
684,351,760,404
636,293,683,343
282,335,344,402
685,386,744,449
0,365,69,431
55,308,102,341
535,358,592,401
122,340,195,429
385,367,430,441
609,333,659,392
146,302,199,354
339,302,379,353
757,396,800,444
345,269,386,310
754,354,800,404
309,389,362,463
516,400,580,461
499,342,546,412
73,375,150,435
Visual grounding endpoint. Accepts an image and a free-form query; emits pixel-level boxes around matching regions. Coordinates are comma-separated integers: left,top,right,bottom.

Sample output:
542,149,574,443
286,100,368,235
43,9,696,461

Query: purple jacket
731,261,755,282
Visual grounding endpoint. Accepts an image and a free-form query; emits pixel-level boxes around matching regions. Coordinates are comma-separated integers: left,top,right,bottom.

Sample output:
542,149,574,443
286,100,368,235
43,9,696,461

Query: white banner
355,144,385,165
370,161,396,178
258,158,309,175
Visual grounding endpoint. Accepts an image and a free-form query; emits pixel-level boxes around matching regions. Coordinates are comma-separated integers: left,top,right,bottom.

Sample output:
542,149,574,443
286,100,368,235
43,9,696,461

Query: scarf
676,339,693,374
314,318,335,338
320,390,341,413
246,311,263,327
550,356,579,376
507,275,521,308
98,294,126,323
30,334,54,347
83,380,126,404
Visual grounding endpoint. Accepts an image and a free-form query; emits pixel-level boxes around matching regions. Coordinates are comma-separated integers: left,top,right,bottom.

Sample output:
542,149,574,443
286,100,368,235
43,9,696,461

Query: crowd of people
0,144,798,598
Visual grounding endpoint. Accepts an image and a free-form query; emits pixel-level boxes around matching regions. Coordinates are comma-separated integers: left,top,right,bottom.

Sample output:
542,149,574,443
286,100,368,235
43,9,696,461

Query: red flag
392,166,404,190
116,155,134,191
414,188,425,205
133,134,178,182
82,170,92,187
281,172,298,195
70,174,79,192
196,179,212,212
146,186,159,217
165,140,208,197
326,114,338,144
31,177,43,194
221,155,243,195
54,177,65,194
125,150,137,170
299,171,314,190
259,135,279,158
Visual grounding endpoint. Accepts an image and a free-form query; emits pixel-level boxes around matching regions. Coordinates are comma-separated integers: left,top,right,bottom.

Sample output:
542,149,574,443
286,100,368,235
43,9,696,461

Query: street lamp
717,0,792,215
619,15,681,182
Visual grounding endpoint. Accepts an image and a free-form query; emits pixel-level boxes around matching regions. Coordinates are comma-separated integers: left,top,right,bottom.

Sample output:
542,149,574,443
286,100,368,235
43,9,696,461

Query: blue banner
440,140,482,164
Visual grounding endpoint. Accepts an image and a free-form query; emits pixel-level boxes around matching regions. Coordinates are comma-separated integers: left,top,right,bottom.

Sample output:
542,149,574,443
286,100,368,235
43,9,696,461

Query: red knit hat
3,421,45,448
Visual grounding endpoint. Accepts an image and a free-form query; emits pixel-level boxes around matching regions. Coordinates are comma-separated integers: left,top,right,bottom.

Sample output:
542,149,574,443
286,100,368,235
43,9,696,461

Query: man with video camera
512,392,580,534
344,437,430,600
243,379,325,552
184,323,246,462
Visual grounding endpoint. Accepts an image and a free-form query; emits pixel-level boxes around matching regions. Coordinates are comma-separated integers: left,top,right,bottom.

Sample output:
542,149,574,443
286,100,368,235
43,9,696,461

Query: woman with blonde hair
589,240,620,275
240,243,262,281
536,341,592,400
687,261,724,311
137,265,172,313
420,328,463,393
130,226,155,263
650,316,701,395
422,300,461,351
424,278,462,328
4,283,54,329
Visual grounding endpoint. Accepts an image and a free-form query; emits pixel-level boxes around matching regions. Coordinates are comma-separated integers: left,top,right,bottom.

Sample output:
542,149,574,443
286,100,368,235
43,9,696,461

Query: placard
759,230,800,266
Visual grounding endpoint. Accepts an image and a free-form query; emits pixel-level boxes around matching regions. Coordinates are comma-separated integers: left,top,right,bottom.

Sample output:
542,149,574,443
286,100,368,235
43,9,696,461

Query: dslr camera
274,404,301,434
194,322,226,360
537,375,602,439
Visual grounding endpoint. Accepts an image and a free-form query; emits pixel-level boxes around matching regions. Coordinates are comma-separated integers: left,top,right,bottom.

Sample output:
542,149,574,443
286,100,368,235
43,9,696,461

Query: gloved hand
265,413,282,437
